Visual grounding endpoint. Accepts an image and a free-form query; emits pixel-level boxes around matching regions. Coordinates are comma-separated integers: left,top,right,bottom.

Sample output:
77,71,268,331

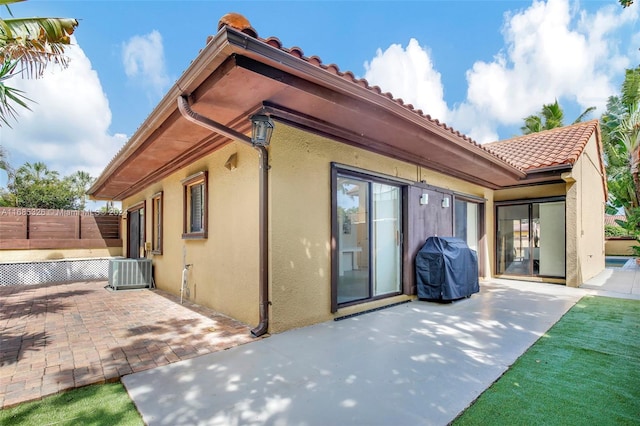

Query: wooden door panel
403,185,453,294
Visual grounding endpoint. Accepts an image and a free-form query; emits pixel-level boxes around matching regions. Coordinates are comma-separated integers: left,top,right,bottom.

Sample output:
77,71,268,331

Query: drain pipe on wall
177,95,270,337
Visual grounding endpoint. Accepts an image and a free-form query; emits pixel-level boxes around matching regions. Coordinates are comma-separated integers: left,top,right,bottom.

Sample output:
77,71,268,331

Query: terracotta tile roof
605,214,626,227
215,14,521,171
483,120,600,171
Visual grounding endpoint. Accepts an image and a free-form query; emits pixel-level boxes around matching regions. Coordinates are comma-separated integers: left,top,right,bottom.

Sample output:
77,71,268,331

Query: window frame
452,194,486,277
182,171,208,239
151,191,163,254
126,200,145,259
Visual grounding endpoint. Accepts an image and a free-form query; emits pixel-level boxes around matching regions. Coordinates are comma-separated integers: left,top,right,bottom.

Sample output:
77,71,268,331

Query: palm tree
602,66,640,221
572,106,597,124
67,170,94,210
600,67,640,232
614,106,640,206
0,0,78,126
0,144,10,175
521,100,595,135
15,161,57,183
521,115,542,135
0,144,14,205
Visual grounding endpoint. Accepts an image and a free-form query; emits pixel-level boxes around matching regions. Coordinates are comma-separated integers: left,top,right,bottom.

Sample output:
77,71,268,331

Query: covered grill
415,237,479,301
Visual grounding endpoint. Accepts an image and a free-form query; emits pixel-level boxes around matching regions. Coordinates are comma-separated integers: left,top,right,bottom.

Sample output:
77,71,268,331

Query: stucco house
88,13,606,336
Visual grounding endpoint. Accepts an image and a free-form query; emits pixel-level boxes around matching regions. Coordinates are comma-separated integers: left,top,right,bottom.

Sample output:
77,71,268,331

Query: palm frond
0,0,25,16
572,106,596,124
621,66,640,109
521,115,541,135
541,100,564,129
0,16,78,78
0,59,32,127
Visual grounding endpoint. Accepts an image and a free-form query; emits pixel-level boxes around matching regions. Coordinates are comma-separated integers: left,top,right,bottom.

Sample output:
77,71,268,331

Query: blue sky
0,0,638,187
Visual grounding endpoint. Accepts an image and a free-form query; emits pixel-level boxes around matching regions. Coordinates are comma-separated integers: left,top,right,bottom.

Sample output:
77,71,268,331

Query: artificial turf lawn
0,382,142,425
454,295,640,425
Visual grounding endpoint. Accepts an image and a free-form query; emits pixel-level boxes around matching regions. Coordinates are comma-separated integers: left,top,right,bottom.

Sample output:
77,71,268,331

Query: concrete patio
0,281,255,409
124,278,634,426
1,265,638,421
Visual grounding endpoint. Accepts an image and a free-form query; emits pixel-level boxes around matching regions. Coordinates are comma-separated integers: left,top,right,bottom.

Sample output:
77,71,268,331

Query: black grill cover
416,237,479,300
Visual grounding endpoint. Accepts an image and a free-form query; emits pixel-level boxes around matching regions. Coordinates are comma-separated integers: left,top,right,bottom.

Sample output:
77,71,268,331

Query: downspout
177,95,270,337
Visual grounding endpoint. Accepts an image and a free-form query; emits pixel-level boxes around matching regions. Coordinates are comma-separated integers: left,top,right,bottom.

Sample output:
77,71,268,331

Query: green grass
454,295,640,425
0,382,142,426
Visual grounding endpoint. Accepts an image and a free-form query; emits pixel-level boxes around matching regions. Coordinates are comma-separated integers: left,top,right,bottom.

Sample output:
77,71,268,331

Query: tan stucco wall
0,248,122,262
605,238,636,256
122,141,260,327
269,124,492,333
117,122,605,333
567,134,606,286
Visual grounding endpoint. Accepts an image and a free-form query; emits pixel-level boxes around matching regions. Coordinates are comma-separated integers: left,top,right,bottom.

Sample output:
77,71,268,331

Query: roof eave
89,26,527,199
224,29,526,182
88,29,237,199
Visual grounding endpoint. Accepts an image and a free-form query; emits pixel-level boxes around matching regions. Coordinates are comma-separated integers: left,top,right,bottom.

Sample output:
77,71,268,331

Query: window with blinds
182,171,208,239
190,184,204,232
152,192,163,253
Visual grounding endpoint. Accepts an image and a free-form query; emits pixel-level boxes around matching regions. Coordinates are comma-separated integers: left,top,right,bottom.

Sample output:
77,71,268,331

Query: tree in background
67,170,94,211
0,143,10,175
521,100,564,134
602,66,640,231
0,144,13,206
521,100,595,135
0,0,78,126
1,160,95,209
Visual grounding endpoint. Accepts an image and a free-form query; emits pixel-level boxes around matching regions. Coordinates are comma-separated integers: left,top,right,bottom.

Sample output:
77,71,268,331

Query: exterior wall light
251,114,274,146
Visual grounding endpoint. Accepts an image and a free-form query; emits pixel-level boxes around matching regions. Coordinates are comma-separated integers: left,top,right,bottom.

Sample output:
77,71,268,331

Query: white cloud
0,39,126,182
363,38,448,122
361,0,639,143
122,30,170,98
456,0,638,142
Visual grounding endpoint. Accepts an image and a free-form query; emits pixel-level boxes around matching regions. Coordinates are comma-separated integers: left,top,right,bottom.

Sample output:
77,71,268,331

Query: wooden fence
0,207,122,250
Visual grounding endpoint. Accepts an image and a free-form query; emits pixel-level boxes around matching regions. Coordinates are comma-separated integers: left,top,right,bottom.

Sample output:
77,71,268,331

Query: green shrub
605,224,632,237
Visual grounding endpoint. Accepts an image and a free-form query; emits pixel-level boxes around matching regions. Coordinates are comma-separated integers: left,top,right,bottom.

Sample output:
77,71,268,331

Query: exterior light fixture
250,114,274,146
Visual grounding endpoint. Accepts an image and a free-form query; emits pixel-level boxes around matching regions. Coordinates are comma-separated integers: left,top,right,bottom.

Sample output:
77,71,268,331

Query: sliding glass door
455,199,479,252
496,200,565,278
537,201,565,276
373,183,402,296
336,173,402,306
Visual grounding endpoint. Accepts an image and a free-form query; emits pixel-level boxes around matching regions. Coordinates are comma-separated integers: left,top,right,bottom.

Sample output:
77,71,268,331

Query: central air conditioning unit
108,258,153,290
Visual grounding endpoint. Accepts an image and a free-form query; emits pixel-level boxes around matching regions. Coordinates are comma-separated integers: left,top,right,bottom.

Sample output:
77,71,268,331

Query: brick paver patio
0,281,256,409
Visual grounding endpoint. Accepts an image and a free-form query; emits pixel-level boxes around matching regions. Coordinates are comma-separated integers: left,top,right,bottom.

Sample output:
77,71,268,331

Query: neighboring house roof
484,120,601,171
605,214,626,227
88,14,601,201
